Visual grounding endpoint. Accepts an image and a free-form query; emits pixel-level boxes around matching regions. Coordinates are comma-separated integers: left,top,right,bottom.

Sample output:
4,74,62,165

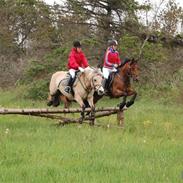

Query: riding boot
69,77,75,94
102,78,108,92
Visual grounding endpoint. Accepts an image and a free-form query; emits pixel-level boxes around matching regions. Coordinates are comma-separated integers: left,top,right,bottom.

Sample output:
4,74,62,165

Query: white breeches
69,69,77,78
102,67,117,79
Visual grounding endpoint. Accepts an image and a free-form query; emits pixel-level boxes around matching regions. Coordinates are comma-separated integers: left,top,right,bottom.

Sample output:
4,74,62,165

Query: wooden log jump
0,107,120,114
0,107,126,128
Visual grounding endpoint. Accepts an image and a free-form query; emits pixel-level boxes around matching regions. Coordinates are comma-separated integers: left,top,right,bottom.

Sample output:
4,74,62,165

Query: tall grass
0,89,182,183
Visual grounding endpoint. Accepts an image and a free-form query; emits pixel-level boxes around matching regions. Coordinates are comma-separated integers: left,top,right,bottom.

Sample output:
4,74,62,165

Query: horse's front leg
126,89,137,108
87,93,95,125
119,95,127,110
89,106,95,126
80,105,86,123
74,94,85,123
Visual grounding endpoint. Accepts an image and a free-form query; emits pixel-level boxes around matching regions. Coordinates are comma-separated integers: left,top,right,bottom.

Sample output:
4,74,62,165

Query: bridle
91,74,103,91
78,73,103,93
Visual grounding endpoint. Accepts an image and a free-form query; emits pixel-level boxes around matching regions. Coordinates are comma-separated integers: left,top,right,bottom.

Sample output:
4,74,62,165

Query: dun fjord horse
94,58,139,109
47,67,104,123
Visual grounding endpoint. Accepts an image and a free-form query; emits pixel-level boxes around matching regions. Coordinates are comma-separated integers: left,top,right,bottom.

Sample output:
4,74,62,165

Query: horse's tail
47,90,61,107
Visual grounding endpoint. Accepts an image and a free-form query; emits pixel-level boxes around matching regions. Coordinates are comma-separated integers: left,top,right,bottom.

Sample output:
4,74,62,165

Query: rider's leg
65,69,76,93
102,67,110,89
68,69,76,87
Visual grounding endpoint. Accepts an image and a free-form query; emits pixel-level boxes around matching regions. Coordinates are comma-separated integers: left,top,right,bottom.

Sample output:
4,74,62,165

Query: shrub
21,47,69,99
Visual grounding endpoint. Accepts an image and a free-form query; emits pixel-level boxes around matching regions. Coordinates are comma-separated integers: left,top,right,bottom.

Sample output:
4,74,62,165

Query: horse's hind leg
47,94,54,106
49,90,61,107
60,95,71,117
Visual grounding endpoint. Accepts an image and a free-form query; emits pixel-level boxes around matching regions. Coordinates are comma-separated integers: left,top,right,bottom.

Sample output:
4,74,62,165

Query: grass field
0,89,182,183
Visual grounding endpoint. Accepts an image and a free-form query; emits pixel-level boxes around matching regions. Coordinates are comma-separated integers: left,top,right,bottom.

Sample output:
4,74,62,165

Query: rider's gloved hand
114,64,118,68
85,66,90,69
78,67,84,72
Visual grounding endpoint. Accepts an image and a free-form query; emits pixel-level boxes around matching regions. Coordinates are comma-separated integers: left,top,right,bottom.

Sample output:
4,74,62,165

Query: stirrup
64,86,71,93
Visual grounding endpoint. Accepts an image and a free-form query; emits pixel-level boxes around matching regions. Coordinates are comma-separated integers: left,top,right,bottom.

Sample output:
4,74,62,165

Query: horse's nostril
98,89,104,95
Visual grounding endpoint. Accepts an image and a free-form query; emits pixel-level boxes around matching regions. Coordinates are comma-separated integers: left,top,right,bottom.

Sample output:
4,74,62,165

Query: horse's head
91,69,105,95
118,58,139,82
129,58,139,81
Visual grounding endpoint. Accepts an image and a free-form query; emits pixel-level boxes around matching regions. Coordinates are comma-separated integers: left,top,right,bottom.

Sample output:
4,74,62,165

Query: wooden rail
0,107,126,128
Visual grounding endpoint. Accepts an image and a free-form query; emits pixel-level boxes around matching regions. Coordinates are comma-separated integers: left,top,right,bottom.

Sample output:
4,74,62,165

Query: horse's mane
85,66,103,76
118,58,131,68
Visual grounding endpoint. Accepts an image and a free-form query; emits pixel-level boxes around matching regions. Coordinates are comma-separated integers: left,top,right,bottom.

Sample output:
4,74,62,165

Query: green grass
0,89,182,183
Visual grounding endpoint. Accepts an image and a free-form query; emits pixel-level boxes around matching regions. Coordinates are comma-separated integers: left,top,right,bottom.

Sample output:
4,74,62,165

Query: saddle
58,71,80,98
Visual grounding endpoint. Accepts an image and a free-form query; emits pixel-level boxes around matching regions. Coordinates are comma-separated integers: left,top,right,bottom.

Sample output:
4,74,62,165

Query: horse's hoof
123,105,128,110
85,111,91,116
126,101,134,108
89,120,95,126
119,102,126,110
47,101,53,106
79,117,84,124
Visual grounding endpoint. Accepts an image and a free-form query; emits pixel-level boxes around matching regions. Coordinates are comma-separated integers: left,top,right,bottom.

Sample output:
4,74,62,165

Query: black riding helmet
73,40,82,48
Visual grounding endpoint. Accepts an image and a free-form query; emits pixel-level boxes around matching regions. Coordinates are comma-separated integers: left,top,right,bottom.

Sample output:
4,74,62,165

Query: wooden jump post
0,107,126,128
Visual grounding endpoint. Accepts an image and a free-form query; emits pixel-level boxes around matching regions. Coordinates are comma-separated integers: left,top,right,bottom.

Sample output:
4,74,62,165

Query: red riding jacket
103,47,121,69
67,48,89,70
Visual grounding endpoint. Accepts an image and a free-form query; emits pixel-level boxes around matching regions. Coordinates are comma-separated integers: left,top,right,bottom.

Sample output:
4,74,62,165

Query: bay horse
47,67,104,123
94,58,139,109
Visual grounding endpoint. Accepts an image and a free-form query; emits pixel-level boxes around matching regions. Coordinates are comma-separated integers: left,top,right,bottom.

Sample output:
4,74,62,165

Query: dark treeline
0,0,183,101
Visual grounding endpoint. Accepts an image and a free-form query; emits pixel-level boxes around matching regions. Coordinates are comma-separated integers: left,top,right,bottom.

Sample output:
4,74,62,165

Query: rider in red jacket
68,47,88,70
102,39,121,90
65,40,89,93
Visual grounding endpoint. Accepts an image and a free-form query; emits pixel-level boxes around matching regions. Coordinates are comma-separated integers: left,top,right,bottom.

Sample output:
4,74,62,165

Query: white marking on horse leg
123,105,128,110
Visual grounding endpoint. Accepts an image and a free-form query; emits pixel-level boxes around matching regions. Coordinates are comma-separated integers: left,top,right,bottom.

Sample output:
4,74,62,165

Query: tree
61,0,144,43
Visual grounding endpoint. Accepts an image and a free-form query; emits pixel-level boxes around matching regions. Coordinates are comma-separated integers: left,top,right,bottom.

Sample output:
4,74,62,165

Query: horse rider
102,39,121,89
65,40,89,93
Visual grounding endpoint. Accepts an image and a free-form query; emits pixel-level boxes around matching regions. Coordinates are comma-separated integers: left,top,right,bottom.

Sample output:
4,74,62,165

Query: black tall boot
102,78,108,91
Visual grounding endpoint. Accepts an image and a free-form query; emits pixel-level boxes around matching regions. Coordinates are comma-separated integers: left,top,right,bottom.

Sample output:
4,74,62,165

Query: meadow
0,89,182,183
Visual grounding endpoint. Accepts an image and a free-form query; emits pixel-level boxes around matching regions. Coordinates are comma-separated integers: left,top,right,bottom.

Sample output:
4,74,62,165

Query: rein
116,62,132,82
91,74,103,91
78,74,91,93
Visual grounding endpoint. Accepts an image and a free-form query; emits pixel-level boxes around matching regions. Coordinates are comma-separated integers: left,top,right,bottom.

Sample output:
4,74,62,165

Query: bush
24,79,49,100
21,47,69,99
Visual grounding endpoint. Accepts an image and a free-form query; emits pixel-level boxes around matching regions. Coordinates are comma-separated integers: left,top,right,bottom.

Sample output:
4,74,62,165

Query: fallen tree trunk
0,107,125,128
0,107,120,114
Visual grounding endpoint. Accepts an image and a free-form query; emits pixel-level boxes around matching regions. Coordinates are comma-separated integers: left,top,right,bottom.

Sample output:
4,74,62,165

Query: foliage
21,47,69,99
22,47,69,82
119,34,141,58
159,0,183,37
23,79,49,100
119,34,168,62
0,0,183,99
